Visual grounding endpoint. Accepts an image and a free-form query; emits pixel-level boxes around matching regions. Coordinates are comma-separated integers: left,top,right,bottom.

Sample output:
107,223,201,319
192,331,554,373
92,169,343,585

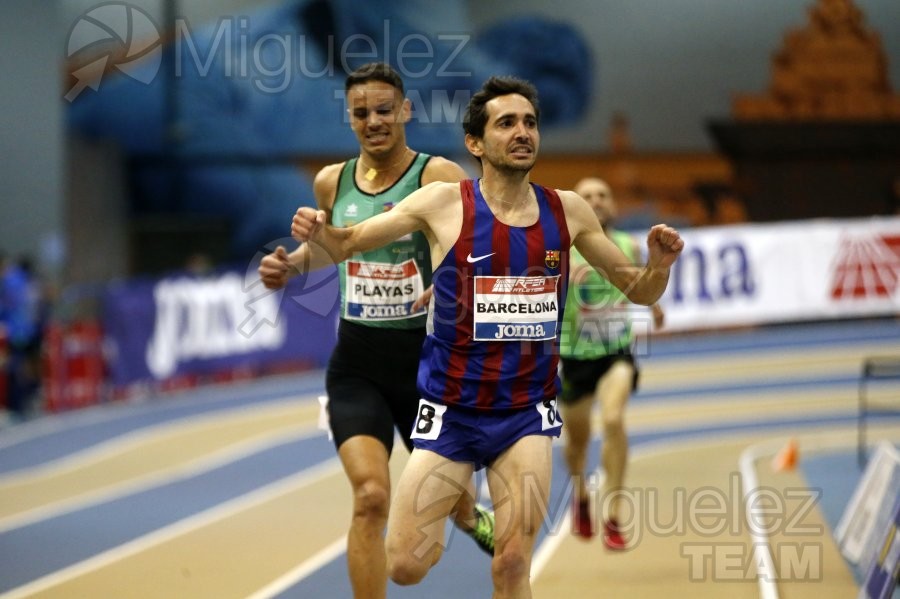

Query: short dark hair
345,62,404,94
463,76,540,138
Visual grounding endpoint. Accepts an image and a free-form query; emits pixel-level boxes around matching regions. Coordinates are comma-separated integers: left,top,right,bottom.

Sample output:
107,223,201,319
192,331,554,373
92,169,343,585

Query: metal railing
858,356,900,467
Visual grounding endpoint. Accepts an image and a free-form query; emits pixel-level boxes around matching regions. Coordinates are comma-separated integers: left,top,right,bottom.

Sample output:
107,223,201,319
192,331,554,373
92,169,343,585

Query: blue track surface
0,317,898,596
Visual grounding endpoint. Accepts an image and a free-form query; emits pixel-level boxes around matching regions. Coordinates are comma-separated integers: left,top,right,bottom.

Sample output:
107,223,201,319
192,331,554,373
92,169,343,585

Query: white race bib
344,259,425,321
472,275,560,341
536,398,563,431
410,399,447,440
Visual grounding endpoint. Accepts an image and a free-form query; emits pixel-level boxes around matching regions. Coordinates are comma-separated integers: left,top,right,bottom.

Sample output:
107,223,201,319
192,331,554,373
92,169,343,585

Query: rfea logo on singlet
344,259,425,320
472,276,560,341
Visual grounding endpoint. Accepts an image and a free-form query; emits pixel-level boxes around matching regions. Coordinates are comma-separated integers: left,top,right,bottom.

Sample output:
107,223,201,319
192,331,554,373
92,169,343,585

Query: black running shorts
559,353,639,405
325,319,425,453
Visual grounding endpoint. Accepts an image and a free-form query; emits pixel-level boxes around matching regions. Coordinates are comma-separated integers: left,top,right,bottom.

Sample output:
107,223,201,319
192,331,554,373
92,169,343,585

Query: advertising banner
658,216,900,332
102,266,340,388
99,216,900,389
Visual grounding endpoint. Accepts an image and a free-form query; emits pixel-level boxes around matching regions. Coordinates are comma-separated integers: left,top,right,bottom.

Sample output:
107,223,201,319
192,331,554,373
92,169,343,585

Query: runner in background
559,177,665,550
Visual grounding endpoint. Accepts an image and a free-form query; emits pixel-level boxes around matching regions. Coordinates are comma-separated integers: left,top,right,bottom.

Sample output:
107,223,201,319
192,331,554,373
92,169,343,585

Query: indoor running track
1,318,899,598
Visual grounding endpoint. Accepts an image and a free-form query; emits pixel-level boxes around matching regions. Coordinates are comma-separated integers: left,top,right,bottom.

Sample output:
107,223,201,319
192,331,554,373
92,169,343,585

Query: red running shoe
603,518,627,551
572,496,594,539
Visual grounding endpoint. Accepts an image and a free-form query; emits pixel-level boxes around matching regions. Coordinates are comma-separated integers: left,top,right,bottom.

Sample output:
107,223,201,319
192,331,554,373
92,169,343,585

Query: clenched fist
646,224,684,270
258,245,294,290
292,207,327,243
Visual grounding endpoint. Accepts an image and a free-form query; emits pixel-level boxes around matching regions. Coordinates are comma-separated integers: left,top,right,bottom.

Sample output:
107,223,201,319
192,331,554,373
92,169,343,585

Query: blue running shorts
410,398,563,470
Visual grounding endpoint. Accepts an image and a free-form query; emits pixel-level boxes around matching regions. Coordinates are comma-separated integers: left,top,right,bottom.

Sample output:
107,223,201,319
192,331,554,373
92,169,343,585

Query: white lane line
0,377,314,451
0,398,313,483
531,470,605,578
0,458,342,599
736,429,900,599
739,441,783,599
531,433,743,580
532,425,900,583
0,382,324,457
0,425,320,533
246,536,348,599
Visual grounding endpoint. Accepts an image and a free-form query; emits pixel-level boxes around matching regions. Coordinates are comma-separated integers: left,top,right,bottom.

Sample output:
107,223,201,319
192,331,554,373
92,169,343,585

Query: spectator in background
0,253,42,419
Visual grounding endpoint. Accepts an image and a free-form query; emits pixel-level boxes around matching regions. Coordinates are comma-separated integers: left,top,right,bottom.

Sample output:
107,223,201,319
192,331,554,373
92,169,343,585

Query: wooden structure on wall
302,0,900,230
733,0,900,120
710,0,900,222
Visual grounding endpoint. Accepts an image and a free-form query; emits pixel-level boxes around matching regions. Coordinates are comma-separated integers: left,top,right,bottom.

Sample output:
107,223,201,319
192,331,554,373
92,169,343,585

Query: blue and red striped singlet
417,179,571,412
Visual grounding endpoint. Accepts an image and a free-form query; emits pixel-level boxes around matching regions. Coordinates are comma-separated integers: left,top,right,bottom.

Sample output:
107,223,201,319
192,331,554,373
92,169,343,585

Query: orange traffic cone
771,438,799,472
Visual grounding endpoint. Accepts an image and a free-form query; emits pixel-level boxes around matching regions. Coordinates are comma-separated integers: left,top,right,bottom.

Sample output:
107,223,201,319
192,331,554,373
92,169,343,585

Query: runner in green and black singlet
560,230,637,359
257,62,495,599
332,153,432,328
558,177,666,551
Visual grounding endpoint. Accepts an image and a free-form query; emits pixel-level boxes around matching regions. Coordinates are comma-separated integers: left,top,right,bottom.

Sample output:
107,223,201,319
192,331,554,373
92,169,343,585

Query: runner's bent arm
562,190,683,306
281,163,344,272
258,164,342,289
291,181,459,272
631,236,666,328
416,157,467,306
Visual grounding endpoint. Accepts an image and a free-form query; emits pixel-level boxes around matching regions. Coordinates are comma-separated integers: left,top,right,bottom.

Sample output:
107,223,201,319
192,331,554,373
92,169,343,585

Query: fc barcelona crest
544,249,560,269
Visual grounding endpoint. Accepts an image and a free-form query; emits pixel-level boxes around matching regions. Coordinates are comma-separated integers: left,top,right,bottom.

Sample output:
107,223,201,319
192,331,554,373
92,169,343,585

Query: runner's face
477,94,539,172
346,81,408,157
575,180,616,226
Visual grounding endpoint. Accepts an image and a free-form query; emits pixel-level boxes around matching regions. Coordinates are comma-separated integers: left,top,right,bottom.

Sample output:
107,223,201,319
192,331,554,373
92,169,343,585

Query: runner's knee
387,552,430,586
601,408,625,432
491,545,529,588
352,479,390,520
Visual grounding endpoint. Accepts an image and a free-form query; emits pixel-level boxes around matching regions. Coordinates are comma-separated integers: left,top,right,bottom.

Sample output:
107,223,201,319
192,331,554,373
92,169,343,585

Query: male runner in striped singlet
559,177,665,550
286,76,684,598
258,63,492,599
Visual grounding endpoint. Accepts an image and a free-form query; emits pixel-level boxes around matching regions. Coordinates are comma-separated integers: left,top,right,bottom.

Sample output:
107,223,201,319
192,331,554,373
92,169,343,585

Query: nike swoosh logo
466,252,495,263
